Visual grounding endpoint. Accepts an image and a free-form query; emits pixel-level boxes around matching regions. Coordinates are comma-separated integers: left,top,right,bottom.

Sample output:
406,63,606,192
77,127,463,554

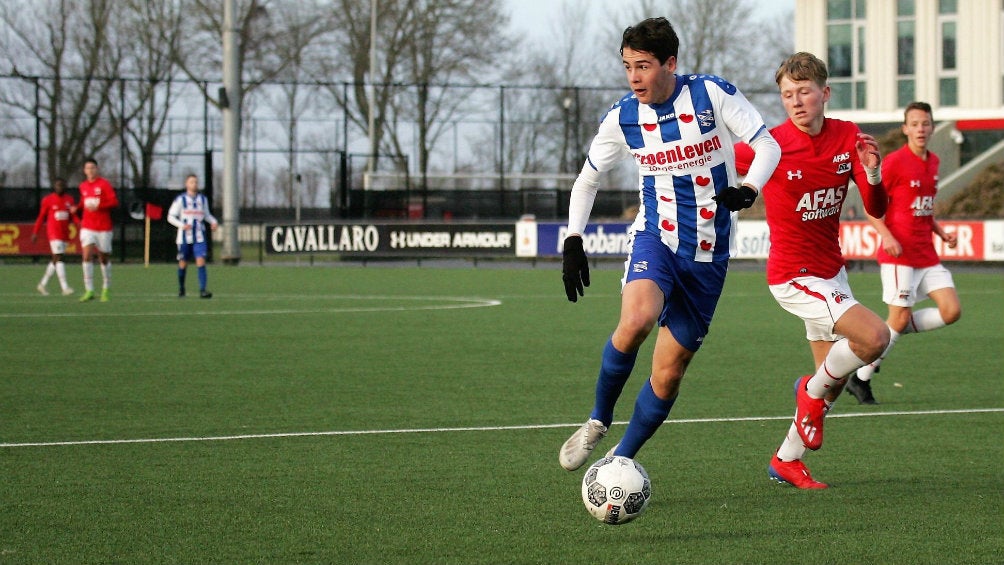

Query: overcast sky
506,0,795,38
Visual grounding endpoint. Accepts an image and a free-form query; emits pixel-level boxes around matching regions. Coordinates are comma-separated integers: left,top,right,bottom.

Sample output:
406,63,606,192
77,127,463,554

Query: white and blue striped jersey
167,192,218,245
568,74,772,262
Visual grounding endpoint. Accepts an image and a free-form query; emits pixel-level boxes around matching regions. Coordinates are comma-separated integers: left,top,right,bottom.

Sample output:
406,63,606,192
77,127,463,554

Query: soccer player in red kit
31,178,78,296
845,102,962,404
77,158,119,302
736,52,889,488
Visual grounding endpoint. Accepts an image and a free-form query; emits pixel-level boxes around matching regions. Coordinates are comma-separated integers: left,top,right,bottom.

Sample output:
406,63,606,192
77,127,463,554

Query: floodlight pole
366,0,377,179
221,0,242,264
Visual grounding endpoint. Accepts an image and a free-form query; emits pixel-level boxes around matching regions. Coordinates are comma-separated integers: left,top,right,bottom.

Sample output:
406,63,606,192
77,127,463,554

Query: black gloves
562,235,589,302
713,185,758,211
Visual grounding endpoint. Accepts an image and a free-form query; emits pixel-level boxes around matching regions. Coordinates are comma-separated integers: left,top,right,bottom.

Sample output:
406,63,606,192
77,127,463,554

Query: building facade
794,0,1003,202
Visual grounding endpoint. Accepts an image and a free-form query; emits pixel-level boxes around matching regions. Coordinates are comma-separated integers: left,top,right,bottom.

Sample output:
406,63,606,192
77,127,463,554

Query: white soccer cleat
62,287,75,296
36,284,49,296
559,418,607,471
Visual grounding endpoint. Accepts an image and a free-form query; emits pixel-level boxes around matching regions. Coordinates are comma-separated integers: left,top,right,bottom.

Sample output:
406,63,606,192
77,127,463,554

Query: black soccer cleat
199,290,213,299
846,373,879,405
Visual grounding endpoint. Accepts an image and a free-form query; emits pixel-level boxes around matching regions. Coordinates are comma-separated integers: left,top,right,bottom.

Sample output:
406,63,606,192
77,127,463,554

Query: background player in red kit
846,101,962,404
31,177,78,296
736,52,889,489
77,158,119,302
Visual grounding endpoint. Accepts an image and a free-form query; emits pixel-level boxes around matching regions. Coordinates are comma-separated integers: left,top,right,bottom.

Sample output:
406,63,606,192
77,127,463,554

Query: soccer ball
581,455,651,525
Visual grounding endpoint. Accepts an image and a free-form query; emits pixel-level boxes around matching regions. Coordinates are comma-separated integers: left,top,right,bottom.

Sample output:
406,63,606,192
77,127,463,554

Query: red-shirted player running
737,52,890,489
77,158,119,302
31,178,78,296
846,102,962,404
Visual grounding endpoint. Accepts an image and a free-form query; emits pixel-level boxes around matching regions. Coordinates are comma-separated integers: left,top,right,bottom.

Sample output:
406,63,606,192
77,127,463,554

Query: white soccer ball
581,455,651,525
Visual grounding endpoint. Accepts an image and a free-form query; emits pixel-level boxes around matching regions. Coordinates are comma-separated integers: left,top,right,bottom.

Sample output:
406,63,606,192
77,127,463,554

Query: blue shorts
622,230,728,352
177,241,209,262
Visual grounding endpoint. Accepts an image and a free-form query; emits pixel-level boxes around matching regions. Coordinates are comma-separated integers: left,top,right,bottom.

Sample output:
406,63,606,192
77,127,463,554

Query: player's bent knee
941,304,962,325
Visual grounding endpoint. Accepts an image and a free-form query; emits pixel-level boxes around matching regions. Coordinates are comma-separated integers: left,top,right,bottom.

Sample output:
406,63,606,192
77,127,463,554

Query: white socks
83,262,94,292
100,262,111,289
40,263,56,286
908,308,947,333
806,338,866,398
777,398,837,461
55,261,68,290
83,261,111,292
857,308,946,382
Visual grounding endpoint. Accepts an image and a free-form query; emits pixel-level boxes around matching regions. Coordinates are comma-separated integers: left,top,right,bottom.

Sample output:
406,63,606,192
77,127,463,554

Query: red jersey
33,192,78,241
876,145,941,268
737,118,887,284
78,177,118,231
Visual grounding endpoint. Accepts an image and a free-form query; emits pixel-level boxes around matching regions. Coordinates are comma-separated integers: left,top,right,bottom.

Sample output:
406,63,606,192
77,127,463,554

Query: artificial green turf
0,263,1000,564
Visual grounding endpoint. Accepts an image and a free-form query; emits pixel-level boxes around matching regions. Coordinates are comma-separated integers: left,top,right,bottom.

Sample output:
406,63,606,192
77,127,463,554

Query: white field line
0,295,502,318
2,407,1001,448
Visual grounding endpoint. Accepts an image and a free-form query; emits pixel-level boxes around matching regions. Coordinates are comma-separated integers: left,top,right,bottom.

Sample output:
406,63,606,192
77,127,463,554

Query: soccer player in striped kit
846,101,962,404
558,17,781,472
167,174,218,298
736,52,890,488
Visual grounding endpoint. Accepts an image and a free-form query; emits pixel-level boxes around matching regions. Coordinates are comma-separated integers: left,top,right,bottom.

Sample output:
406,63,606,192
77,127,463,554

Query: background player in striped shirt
736,52,890,489
846,102,962,405
31,178,78,296
77,158,119,302
558,16,781,473
167,174,218,298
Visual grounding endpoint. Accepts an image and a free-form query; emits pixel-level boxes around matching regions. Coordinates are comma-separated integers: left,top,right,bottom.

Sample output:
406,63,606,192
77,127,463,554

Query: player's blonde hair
775,52,828,88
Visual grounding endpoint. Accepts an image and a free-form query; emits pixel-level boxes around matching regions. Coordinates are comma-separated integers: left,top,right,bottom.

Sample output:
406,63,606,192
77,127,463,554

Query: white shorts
880,263,955,307
48,240,67,255
79,229,113,254
769,267,860,342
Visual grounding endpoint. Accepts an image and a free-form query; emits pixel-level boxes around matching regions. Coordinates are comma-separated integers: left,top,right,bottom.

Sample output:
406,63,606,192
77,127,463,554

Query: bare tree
170,0,293,106
319,0,412,173
257,1,334,210
392,0,512,188
110,0,187,190
0,0,122,183
319,0,511,179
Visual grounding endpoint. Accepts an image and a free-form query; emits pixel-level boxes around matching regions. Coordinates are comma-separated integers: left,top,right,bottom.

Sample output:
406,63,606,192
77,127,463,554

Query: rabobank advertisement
525,221,770,259
533,223,633,258
517,220,1003,262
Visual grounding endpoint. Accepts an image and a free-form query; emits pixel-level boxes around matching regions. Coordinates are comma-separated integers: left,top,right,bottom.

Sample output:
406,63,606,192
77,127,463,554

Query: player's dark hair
775,52,828,87
621,17,679,64
84,157,98,167
904,101,933,122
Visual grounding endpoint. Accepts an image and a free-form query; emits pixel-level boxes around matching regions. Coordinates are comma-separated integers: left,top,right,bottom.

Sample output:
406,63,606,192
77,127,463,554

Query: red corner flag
145,203,163,220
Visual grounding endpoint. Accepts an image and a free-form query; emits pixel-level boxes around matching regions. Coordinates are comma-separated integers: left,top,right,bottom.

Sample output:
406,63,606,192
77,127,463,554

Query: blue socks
613,378,676,459
198,265,207,292
178,267,186,292
589,339,638,426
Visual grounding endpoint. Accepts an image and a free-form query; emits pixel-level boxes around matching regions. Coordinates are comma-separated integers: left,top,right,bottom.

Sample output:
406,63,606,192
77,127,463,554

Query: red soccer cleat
794,375,827,450
768,452,829,489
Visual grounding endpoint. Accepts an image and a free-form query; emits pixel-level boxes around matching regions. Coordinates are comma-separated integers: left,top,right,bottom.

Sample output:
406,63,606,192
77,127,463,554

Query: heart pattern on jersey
659,195,673,202
700,240,712,251
643,123,657,131
661,220,675,231
700,208,714,219
679,114,694,123
695,176,710,186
